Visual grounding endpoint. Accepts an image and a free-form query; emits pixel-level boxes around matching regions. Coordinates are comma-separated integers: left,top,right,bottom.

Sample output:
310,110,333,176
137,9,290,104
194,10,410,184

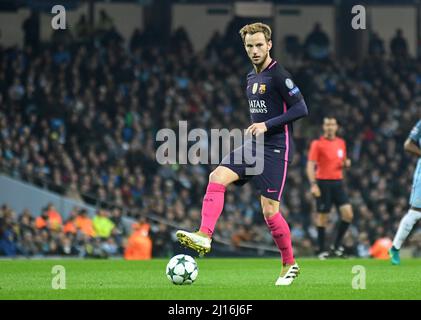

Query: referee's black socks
334,220,350,249
317,226,326,253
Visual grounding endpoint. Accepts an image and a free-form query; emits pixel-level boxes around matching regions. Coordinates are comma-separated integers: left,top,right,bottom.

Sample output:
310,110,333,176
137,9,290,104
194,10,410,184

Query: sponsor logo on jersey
248,99,268,113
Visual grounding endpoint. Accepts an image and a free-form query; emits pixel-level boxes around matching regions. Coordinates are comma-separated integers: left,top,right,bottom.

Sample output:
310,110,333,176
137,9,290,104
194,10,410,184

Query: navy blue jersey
246,60,305,160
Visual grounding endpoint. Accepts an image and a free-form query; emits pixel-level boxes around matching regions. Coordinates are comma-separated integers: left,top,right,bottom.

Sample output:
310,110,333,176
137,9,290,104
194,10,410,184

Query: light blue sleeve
408,120,421,143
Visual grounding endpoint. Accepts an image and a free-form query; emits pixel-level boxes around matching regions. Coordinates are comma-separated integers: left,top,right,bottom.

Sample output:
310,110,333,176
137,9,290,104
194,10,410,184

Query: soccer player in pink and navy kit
176,23,308,285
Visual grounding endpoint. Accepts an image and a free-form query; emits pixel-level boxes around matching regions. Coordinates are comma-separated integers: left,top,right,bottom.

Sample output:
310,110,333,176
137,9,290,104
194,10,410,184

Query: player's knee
343,212,353,222
341,206,353,222
262,203,277,218
402,211,419,227
209,170,224,185
316,214,328,227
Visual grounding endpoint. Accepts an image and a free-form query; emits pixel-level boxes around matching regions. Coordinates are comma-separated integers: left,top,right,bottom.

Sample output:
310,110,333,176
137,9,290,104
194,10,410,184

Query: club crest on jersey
252,83,258,94
338,149,344,159
258,84,266,94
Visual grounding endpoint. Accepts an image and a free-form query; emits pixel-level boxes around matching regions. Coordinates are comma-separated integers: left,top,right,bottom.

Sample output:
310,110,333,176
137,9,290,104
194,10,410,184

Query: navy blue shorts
220,139,290,202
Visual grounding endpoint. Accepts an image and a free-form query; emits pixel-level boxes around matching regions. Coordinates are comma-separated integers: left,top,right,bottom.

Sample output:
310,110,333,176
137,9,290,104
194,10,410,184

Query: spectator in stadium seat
53,44,71,65
304,23,330,60
59,236,79,256
231,225,254,248
390,29,408,58
124,218,152,260
45,203,63,231
35,209,49,230
356,232,371,258
19,231,38,256
97,10,114,33
75,209,95,237
63,211,78,235
101,237,119,256
110,207,124,230
103,26,124,46
47,239,60,256
8,78,25,101
170,27,193,52
66,182,84,202
130,28,143,51
19,209,35,235
93,208,115,238
51,27,74,48
22,11,40,52
368,32,385,57
151,222,172,257
39,229,51,255
0,230,17,256
75,14,91,42
0,207,18,256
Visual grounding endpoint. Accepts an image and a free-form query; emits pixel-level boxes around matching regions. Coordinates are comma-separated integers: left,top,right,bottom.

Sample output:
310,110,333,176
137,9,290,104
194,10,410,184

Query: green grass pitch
0,258,420,300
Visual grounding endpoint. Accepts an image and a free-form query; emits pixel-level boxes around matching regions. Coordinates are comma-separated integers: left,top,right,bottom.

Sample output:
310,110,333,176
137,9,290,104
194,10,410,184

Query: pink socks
199,182,226,237
265,212,295,265
198,182,295,267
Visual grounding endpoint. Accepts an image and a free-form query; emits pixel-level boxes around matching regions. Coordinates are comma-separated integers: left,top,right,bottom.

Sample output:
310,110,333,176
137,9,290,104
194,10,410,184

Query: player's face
244,32,272,67
323,118,338,137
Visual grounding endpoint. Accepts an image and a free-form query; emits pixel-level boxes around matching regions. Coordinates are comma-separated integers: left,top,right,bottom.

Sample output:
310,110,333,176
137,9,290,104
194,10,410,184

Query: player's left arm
404,139,421,157
264,71,308,131
246,69,308,135
343,141,351,168
344,158,351,168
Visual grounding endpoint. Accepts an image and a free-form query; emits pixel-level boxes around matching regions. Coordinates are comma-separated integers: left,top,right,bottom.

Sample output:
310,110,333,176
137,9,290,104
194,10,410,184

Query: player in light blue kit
390,120,421,265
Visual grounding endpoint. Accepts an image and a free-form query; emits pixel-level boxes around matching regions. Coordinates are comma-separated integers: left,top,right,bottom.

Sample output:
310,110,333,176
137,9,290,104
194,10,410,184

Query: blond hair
239,22,272,43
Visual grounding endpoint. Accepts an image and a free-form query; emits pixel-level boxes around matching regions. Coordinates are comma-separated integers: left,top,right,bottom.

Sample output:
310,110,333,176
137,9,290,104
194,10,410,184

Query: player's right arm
307,140,321,197
404,120,421,157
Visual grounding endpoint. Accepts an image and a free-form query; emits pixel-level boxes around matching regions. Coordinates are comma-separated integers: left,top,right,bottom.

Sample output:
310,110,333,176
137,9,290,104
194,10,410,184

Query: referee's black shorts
316,179,349,213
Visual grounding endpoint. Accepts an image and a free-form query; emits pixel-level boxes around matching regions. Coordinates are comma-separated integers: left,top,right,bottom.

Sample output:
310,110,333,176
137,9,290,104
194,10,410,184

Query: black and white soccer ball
166,254,198,285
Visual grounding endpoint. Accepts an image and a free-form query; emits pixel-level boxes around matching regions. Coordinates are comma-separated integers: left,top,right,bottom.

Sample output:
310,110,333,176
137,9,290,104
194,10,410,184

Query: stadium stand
1,16,421,258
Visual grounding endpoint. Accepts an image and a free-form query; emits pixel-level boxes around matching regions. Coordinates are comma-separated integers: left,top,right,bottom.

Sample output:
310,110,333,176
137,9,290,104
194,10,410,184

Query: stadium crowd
1,15,421,258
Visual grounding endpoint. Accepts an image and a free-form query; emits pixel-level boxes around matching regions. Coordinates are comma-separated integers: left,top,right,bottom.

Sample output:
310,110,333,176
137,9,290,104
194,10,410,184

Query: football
166,254,198,285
